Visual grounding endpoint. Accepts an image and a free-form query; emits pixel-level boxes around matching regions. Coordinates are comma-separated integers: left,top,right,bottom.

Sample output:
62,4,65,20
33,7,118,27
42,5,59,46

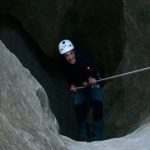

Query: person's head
58,39,76,64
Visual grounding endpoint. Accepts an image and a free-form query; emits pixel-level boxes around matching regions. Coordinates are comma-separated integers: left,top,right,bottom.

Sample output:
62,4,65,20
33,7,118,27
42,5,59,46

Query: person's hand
69,84,77,92
88,77,97,84
82,81,88,87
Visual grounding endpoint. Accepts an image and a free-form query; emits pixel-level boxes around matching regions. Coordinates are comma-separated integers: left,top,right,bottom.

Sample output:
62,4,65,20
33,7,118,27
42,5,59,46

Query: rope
76,66,150,90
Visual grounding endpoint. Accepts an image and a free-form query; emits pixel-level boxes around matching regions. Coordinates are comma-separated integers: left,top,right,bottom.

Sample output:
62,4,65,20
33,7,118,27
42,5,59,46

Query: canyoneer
58,39,104,141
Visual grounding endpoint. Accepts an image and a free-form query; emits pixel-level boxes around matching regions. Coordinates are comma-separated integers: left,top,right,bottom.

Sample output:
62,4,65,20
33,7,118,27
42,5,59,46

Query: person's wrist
82,81,88,87
69,84,77,92
88,77,97,84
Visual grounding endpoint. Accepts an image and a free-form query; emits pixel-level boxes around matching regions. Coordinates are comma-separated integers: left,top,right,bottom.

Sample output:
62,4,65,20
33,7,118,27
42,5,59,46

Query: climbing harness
76,66,150,90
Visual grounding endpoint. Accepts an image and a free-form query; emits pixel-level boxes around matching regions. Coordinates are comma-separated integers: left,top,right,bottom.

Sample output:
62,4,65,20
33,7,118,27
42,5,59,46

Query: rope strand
76,66,150,90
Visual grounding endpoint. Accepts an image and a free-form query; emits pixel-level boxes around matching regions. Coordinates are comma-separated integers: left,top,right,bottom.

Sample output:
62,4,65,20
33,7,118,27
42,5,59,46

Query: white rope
76,66,150,90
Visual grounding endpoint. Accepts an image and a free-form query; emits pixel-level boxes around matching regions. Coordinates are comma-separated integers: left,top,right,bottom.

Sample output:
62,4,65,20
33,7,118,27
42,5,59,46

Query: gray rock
62,123,150,150
0,0,150,149
103,0,150,139
0,38,150,150
0,0,124,75
0,41,66,150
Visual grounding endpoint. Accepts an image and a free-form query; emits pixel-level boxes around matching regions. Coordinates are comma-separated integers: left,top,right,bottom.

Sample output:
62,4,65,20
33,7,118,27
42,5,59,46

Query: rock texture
103,0,150,139
63,123,150,150
0,0,124,75
0,38,150,149
0,15,79,140
0,41,66,150
0,0,150,149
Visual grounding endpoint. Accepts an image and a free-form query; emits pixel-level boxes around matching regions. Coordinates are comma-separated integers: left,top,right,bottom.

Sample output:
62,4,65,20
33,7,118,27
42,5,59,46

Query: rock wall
0,39,150,150
0,0,125,140
0,41,66,150
0,15,79,140
103,0,150,138
63,123,150,150
0,0,150,149
0,0,124,75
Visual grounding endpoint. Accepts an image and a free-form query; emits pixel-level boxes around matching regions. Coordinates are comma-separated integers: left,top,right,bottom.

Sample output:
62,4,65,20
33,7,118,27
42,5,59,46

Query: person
58,39,104,141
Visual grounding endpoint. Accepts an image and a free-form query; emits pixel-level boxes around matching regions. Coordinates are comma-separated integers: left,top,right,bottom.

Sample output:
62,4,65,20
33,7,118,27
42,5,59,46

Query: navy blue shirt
63,51,100,86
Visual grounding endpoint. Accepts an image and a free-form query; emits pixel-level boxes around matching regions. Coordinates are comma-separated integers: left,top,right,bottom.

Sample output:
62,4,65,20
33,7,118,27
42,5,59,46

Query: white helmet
58,39,74,54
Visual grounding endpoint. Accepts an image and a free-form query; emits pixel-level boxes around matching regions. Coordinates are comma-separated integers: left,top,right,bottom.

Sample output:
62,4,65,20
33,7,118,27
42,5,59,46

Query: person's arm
62,62,77,91
65,70,77,91
88,76,97,84
69,84,77,92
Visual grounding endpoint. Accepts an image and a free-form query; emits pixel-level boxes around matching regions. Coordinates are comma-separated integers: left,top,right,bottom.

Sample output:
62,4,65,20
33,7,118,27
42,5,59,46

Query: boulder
0,41,66,150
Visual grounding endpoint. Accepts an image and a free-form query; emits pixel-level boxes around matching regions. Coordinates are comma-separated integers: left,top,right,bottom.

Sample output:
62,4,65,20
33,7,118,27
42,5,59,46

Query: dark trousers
73,84,104,141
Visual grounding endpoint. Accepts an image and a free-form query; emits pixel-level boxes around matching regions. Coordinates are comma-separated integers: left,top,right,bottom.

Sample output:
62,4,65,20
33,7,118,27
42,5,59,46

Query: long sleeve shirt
63,51,101,86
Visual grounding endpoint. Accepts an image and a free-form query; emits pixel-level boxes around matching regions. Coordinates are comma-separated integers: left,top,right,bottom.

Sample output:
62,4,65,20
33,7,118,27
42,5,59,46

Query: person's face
64,50,76,64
